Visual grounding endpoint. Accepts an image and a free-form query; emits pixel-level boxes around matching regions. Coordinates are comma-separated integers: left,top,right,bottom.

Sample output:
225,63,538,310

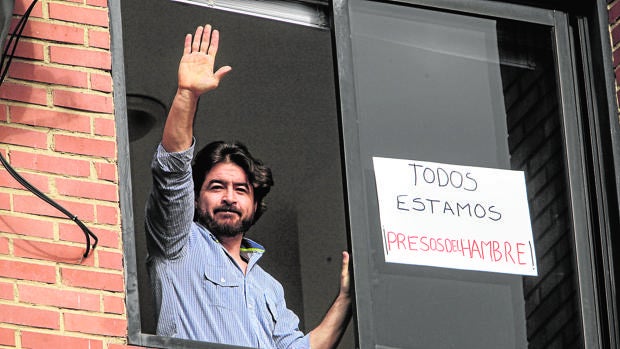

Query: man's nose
222,187,236,204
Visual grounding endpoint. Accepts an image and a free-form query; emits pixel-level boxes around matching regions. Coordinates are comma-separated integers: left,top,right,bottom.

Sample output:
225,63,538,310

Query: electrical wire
0,0,98,258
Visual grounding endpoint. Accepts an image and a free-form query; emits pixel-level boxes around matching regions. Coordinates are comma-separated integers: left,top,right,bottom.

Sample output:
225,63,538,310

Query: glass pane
346,1,584,348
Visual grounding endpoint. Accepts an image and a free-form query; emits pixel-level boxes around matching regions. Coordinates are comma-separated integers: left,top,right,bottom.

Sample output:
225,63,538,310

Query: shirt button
220,277,225,283
248,304,254,309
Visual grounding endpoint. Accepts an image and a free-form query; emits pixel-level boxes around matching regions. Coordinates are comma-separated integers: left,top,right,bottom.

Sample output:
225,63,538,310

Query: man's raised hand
178,24,232,98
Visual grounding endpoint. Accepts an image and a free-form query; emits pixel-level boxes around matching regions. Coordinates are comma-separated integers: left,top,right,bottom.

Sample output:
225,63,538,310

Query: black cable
0,0,98,258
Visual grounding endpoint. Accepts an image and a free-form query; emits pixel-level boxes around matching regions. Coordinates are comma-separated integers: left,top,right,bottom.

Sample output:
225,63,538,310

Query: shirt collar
200,223,266,254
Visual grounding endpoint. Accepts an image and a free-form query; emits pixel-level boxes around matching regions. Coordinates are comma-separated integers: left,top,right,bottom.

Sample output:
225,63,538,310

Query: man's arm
145,25,231,258
162,25,231,152
309,251,353,349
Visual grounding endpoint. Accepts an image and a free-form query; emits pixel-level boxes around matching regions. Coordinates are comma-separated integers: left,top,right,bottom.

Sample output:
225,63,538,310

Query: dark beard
197,208,253,238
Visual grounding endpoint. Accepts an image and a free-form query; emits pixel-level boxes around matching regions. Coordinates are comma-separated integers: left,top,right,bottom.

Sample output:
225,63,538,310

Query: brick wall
0,0,138,348
0,1,618,349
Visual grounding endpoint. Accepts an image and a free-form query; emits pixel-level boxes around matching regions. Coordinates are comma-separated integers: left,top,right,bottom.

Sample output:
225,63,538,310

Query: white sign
373,157,538,276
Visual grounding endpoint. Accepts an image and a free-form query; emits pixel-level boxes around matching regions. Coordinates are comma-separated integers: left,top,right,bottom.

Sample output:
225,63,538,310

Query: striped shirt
145,143,310,348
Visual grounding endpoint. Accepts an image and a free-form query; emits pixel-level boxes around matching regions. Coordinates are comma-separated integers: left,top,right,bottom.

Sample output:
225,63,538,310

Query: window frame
110,0,619,348
111,1,344,348
330,0,618,348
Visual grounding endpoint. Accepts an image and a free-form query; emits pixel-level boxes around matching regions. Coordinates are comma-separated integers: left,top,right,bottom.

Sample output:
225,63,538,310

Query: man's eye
236,187,248,193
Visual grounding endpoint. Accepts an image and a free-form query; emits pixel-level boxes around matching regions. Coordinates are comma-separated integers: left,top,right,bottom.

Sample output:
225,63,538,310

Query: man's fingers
186,25,219,56
340,251,351,295
341,251,350,275
192,26,203,53
200,24,212,54
213,66,232,81
183,33,192,55
207,29,220,57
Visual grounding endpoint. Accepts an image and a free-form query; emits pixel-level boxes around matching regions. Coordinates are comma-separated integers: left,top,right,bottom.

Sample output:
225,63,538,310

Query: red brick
91,72,112,92
613,24,620,46
49,3,109,28
54,134,116,158
95,162,117,182
0,193,9,210
13,194,95,222
18,284,100,311
0,124,48,149
64,312,126,337
94,118,115,137
13,238,95,265
108,345,147,349
0,327,15,346
0,282,13,300
53,89,114,114
0,105,7,122
12,41,45,61
9,40,45,61
97,249,123,270
0,169,50,192
61,267,124,292
0,259,56,283
103,294,125,314
21,331,104,349
8,61,89,88
610,2,620,23
12,106,64,131
0,236,8,255
614,48,620,68
50,46,111,70
0,303,60,329
21,20,84,45
87,0,109,7
59,223,119,248
56,178,119,202
0,82,48,106
0,214,55,239
89,30,110,50
9,150,91,177
96,204,119,225
13,0,44,18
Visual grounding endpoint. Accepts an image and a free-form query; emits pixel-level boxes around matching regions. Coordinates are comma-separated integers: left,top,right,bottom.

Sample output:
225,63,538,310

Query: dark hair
192,141,274,223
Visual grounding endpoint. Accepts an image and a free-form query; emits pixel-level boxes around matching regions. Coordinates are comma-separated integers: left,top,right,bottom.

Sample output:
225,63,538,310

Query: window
113,0,619,348
116,0,352,348
332,0,618,348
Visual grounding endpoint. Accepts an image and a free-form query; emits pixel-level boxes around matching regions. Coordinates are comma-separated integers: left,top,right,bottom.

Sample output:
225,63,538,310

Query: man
145,24,352,348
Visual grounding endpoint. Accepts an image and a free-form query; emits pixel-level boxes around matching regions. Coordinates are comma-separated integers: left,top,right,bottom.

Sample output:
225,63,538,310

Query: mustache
213,205,242,215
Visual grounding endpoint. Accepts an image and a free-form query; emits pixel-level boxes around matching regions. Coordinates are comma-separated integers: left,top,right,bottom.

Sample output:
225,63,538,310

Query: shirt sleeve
145,142,196,259
267,281,311,349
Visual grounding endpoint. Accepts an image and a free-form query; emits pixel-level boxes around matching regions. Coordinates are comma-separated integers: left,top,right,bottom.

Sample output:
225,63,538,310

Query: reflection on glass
349,1,584,348
500,20,583,349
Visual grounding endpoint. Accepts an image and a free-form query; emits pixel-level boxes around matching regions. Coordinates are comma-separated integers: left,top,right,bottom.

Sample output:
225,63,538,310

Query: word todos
409,163,478,191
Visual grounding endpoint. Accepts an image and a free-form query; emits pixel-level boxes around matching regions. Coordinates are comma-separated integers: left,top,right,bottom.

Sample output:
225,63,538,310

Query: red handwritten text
386,230,529,265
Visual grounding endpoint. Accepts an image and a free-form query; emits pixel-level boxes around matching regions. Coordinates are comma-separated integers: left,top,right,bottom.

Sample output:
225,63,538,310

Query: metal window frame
110,0,619,347
170,0,330,29
330,0,617,348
